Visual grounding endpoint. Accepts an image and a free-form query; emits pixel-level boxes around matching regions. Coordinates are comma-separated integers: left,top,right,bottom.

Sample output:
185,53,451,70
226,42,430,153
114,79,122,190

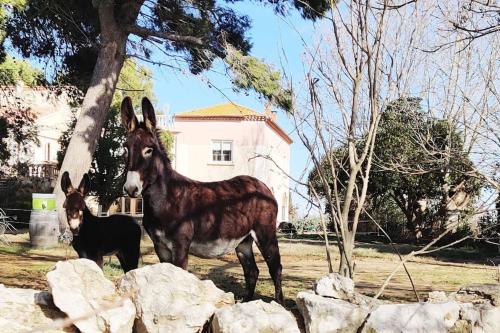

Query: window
212,140,232,162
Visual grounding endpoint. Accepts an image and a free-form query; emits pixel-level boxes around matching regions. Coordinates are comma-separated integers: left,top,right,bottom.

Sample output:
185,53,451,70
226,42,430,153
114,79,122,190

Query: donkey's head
61,171,90,234
121,96,163,198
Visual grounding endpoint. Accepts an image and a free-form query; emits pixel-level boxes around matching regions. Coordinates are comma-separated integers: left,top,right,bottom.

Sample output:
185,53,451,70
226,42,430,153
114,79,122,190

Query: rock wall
0,260,498,333
297,273,500,333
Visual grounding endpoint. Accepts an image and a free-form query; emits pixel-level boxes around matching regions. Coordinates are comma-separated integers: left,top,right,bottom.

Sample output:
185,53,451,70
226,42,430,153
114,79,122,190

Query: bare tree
399,2,500,232
450,0,500,47
291,0,424,277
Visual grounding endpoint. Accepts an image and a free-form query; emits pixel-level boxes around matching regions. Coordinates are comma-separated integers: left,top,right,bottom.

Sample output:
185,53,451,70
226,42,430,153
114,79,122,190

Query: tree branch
127,25,205,47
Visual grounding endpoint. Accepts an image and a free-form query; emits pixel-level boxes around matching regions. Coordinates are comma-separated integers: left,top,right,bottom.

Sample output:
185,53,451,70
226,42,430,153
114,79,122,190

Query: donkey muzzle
124,171,143,198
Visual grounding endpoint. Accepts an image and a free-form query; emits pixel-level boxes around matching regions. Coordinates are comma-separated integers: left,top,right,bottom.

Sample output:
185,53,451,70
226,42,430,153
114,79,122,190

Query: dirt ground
0,232,498,311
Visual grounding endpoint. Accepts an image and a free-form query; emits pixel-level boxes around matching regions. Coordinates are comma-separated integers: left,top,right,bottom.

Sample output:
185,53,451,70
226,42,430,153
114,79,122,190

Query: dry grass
0,232,497,309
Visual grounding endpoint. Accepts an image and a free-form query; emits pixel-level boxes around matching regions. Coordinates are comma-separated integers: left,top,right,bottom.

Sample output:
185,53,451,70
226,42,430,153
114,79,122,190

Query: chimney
270,110,277,122
263,102,277,122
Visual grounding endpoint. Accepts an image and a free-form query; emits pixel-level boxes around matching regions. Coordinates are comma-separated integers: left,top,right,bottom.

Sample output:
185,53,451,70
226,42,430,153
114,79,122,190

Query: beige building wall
0,83,75,166
172,118,290,223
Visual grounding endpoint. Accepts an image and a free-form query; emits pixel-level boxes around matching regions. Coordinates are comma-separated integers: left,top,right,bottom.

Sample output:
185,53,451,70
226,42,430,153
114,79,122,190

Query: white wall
0,83,75,165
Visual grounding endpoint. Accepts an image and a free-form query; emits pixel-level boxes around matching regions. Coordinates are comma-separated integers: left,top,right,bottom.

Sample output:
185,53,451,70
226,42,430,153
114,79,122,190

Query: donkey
120,97,284,304
61,171,141,272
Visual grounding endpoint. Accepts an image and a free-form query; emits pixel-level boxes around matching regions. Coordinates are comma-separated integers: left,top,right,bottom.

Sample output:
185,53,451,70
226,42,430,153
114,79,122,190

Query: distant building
171,102,292,223
0,83,74,180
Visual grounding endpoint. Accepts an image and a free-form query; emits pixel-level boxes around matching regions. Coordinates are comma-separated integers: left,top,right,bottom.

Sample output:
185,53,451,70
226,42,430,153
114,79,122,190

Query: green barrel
29,193,58,248
32,193,57,211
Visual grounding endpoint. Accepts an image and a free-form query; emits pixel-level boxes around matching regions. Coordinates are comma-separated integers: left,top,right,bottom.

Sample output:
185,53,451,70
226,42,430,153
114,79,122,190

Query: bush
0,178,53,228
294,217,322,234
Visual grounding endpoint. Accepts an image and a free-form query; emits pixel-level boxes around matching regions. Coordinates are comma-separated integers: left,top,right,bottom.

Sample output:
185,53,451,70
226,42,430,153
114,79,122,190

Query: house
170,102,292,223
0,83,74,180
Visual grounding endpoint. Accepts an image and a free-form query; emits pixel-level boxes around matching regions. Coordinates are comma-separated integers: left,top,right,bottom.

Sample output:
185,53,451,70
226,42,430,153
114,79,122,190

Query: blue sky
149,3,319,215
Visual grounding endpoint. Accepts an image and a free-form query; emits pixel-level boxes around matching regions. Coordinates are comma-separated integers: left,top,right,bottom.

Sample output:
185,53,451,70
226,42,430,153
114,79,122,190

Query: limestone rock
453,284,500,307
296,291,369,333
211,299,300,333
364,301,461,333
47,259,135,333
314,273,354,300
0,284,77,333
118,263,234,333
427,291,449,303
459,303,500,333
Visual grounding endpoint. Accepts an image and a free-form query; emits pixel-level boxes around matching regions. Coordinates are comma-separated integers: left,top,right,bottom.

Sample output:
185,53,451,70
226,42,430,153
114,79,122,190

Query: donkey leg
116,251,137,273
95,255,104,269
236,235,259,302
254,231,284,304
143,226,171,263
172,240,190,270
116,252,127,272
153,240,172,263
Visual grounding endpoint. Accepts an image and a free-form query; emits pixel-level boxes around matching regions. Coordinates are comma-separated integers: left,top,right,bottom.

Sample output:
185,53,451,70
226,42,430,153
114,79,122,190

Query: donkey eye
142,147,154,157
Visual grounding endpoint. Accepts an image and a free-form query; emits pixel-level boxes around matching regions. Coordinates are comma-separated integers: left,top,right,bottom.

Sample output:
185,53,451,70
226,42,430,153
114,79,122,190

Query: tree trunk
338,230,355,278
54,38,127,227
53,0,132,229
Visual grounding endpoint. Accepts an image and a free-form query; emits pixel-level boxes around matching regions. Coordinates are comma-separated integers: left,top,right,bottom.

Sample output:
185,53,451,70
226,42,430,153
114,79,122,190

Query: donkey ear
142,97,156,131
121,96,138,133
61,171,74,195
78,173,91,196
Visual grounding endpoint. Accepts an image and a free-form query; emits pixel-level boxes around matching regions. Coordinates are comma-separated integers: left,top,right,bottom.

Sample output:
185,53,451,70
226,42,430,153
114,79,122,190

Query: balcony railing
18,163,59,181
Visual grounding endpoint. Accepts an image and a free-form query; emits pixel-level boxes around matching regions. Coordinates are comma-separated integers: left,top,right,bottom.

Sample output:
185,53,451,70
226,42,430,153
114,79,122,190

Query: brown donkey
120,97,283,303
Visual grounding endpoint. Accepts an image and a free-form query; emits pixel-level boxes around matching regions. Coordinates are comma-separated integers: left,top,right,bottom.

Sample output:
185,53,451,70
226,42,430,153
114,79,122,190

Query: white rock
468,304,500,333
211,299,300,333
314,273,355,300
296,291,369,333
47,259,135,333
364,301,461,333
0,284,77,333
427,291,449,303
454,284,500,306
118,263,234,333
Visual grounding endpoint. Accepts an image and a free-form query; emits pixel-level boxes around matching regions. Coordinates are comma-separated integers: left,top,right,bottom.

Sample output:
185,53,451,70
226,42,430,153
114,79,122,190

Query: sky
148,3,320,216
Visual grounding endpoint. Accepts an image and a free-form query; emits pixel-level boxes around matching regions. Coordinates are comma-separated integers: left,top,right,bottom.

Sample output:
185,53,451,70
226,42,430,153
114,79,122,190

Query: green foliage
371,98,482,223
0,178,52,226
226,47,293,112
5,0,99,91
294,216,321,233
0,55,41,169
0,0,27,61
158,130,174,160
0,53,42,171
89,106,127,210
308,97,483,240
0,55,43,86
112,59,154,108
4,0,329,95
